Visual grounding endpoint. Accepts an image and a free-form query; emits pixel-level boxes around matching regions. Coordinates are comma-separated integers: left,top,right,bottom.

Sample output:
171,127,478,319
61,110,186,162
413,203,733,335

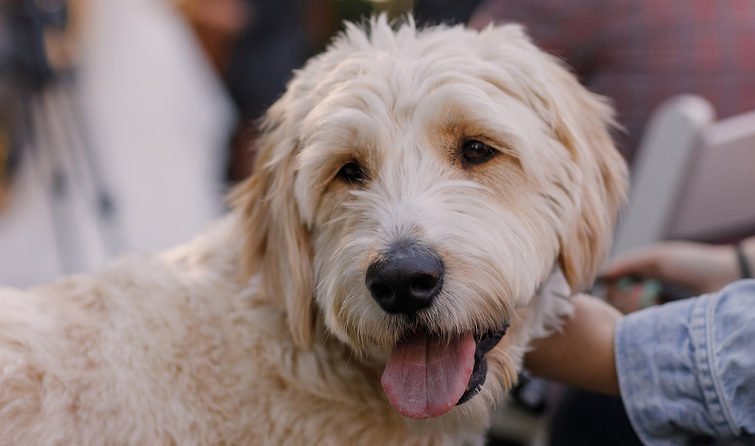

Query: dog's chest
204,307,483,446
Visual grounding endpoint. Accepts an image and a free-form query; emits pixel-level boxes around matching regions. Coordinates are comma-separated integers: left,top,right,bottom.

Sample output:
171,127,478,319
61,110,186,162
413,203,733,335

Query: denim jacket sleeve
615,279,755,446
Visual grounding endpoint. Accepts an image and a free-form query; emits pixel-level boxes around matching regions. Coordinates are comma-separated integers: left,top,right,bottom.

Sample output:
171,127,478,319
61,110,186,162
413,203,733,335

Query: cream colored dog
0,17,627,446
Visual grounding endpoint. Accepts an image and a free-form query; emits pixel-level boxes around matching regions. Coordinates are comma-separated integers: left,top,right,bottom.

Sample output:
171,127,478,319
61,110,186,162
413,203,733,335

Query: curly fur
0,16,626,446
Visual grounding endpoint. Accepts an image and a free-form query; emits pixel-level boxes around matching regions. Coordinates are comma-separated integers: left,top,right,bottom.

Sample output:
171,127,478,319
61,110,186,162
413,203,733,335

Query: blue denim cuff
615,280,755,446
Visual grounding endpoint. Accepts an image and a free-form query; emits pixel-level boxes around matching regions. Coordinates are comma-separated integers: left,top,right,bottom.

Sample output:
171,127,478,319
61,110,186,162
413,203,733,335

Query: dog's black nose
365,243,444,315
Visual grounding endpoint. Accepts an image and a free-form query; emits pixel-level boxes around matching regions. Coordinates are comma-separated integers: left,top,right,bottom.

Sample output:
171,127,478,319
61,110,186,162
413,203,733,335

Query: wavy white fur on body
0,16,626,446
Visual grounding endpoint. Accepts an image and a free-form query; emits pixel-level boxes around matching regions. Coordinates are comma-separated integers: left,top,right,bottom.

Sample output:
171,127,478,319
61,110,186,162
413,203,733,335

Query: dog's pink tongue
381,332,476,419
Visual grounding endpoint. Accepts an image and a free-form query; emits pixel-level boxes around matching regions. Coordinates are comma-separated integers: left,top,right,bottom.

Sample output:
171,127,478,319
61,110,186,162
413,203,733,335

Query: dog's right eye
336,162,367,185
462,140,496,165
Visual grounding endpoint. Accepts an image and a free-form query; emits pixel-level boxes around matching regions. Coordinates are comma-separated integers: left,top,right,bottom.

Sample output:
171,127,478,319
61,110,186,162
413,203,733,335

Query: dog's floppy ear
230,104,314,349
477,24,627,292
543,59,628,292
229,22,383,347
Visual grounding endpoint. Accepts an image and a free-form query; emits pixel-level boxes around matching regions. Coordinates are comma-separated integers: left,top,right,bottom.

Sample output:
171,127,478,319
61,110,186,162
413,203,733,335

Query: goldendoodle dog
0,16,627,446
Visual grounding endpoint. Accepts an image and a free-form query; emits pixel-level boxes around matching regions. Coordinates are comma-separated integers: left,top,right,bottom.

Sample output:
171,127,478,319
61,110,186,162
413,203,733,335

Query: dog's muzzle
365,242,444,315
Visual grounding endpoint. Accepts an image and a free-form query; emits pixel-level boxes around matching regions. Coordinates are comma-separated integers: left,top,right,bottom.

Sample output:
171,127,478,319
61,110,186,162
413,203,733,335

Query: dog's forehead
303,49,504,130
297,46,545,162
291,23,564,158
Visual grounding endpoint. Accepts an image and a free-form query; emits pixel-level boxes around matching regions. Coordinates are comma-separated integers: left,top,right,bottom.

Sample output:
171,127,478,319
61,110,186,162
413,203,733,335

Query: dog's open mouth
381,323,508,420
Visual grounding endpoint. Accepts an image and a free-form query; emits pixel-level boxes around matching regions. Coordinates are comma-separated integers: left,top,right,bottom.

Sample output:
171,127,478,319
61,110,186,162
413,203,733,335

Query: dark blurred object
0,108,14,208
0,0,74,204
601,275,697,313
550,388,643,446
486,436,526,446
509,373,548,415
414,0,483,25
0,0,68,91
653,279,697,304
333,0,373,25
225,0,309,121
219,0,310,181
0,93,20,209
179,0,251,73
179,0,254,183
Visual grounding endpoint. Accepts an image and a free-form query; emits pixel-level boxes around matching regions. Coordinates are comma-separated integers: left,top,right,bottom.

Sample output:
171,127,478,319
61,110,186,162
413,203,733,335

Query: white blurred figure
79,0,234,252
0,0,235,287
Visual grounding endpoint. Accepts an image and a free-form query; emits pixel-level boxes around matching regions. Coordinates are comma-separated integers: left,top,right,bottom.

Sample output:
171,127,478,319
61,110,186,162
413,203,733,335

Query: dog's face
234,17,626,433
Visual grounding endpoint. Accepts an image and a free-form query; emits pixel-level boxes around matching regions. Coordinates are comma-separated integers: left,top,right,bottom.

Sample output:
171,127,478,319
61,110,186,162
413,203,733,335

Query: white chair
613,95,755,256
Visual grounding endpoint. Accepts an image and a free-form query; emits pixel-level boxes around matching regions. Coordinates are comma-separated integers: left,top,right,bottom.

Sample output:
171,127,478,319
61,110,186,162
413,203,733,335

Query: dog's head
232,16,627,432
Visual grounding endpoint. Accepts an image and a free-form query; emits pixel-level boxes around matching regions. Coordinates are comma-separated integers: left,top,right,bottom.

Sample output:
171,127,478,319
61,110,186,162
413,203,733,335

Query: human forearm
524,294,621,396
602,236,755,298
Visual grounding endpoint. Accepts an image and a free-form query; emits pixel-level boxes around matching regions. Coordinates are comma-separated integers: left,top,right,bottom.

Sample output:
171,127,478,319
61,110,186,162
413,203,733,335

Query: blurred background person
469,0,755,167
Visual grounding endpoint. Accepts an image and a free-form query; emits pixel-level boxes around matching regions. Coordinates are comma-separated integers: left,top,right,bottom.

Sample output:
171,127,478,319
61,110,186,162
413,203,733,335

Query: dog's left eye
337,162,367,185
462,140,495,164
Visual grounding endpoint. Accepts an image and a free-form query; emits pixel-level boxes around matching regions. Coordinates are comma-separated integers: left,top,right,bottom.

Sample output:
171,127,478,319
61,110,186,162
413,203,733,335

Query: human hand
602,241,743,300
